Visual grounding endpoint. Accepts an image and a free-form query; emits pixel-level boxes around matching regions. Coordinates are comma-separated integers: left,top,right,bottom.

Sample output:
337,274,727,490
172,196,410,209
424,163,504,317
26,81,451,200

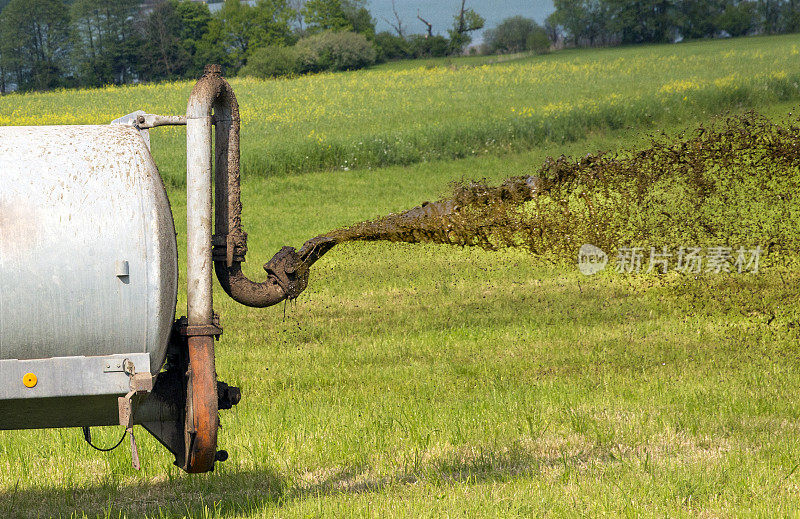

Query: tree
0,0,70,90
758,0,784,33
0,35,7,93
288,0,306,30
175,0,213,76
604,0,676,44
194,16,236,73
302,0,351,31
527,27,552,53
239,44,300,77
673,0,727,39
294,30,376,71
551,0,680,46
417,11,433,37
550,0,594,45
343,1,376,38
544,13,562,46
382,0,405,37
448,0,485,53
213,0,294,70
786,0,800,32
300,0,374,36
408,34,449,57
484,16,543,53
70,0,141,86
717,1,757,36
373,31,410,61
139,0,190,81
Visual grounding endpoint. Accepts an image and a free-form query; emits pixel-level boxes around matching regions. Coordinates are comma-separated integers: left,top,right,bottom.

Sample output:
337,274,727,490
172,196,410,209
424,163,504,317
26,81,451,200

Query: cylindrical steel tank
0,125,178,370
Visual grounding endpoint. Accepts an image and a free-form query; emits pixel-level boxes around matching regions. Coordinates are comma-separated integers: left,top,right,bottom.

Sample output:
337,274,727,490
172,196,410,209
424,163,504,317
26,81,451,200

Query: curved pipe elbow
214,245,310,307
214,261,288,308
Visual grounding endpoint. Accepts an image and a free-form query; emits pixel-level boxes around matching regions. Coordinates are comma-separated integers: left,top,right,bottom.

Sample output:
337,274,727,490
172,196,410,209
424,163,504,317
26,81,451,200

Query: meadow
2,34,800,517
2,34,800,184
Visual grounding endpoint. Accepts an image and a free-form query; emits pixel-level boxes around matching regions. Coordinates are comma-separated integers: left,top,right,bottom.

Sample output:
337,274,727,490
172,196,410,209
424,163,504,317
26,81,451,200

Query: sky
368,0,555,41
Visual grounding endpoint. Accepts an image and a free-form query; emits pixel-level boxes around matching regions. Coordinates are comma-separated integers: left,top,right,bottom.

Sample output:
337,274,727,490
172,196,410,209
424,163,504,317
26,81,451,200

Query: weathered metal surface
0,125,178,368
111,111,188,150
134,114,187,129
186,65,298,308
140,368,187,467
0,68,255,473
186,113,214,327
0,353,150,405
184,334,218,473
184,72,221,473
0,391,184,431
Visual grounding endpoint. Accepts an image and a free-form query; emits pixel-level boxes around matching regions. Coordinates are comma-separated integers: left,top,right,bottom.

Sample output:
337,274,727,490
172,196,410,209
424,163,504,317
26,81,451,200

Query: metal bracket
175,315,223,340
212,233,248,266
116,359,153,470
111,111,187,151
133,114,187,130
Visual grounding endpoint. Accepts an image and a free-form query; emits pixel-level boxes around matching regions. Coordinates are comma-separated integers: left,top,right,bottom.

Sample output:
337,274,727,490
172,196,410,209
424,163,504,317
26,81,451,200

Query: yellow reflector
23,373,37,388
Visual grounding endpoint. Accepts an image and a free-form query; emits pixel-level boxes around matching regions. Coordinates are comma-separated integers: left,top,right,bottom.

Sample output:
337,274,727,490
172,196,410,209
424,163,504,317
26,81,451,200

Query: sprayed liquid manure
296,112,800,269
297,176,546,265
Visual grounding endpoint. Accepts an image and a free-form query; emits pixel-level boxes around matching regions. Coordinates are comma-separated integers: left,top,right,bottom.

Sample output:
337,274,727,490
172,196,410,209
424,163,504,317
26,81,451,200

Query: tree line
547,0,800,46
0,0,488,92
4,0,792,93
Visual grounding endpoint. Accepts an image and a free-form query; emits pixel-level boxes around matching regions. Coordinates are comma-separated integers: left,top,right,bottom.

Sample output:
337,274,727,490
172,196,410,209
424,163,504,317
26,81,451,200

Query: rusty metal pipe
184,66,222,473
185,334,218,473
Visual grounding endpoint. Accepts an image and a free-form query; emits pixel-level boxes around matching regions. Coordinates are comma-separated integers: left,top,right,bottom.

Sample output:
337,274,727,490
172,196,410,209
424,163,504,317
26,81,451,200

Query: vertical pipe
186,115,213,326
185,335,217,472
185,110,218,473
214,105,230,249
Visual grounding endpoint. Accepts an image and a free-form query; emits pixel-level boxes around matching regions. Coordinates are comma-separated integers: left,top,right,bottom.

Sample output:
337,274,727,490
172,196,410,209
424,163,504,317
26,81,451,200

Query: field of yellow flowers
2,34,800,185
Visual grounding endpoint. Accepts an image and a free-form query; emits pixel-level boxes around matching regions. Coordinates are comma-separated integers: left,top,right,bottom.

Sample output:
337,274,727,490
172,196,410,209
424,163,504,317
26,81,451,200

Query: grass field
2,34,800,184
2,35,800,517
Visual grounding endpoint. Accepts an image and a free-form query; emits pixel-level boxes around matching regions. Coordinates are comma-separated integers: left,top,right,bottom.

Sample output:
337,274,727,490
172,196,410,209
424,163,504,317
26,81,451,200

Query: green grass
3,104,800,517
2,37,800,517
370,51,534,71
3,34,800,184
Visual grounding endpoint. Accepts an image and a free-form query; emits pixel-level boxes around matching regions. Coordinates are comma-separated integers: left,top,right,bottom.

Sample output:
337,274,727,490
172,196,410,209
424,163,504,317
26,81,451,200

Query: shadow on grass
0,443,592,518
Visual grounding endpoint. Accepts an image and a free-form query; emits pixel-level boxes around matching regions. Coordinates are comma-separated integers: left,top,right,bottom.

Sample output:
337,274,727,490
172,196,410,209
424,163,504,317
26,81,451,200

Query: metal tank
0,125,178,366
0,66,321,474
0,124,178,433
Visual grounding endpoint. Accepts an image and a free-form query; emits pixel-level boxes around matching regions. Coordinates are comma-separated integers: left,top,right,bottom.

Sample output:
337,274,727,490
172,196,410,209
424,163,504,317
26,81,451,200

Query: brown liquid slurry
297,176,545,265
296,112,800,268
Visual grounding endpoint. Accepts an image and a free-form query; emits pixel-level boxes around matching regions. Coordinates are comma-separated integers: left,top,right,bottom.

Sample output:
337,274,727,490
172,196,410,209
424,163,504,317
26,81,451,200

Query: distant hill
369,0,555,42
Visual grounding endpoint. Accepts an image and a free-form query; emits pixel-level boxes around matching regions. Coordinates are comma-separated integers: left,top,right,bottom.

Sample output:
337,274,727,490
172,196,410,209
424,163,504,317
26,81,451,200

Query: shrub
527,27,551,54
485,16,551,54
295,30,377,72
407,35,450,58
373,31,411,62
717,2,757,37
240,45,301,78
